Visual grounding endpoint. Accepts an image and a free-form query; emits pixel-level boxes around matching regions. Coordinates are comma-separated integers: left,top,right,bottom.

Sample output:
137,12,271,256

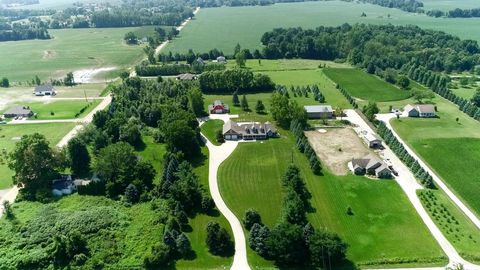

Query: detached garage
304,105,334,119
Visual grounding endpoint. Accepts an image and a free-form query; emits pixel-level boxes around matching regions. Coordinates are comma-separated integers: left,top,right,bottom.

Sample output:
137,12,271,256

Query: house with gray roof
404,104,436,118
216,56,227,64
3,106,33,118
223,120,277,140
350,154,392,179
176,73,197,81
34,84,56,96
304,105,334,119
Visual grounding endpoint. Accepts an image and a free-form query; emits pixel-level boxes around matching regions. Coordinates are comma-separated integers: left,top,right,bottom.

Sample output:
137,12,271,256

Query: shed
304,105,334,119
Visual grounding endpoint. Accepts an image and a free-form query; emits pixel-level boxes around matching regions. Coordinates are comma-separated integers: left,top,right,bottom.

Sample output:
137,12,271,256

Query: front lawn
324,68,412,102
201,119,224,146
0,123,76,189
23,100,100,120
218,134,446,268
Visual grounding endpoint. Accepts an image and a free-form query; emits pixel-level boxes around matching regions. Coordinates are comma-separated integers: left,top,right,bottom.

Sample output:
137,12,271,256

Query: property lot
324,68,412,102
218,134,446,268
305,127,371,175
0,123,76,189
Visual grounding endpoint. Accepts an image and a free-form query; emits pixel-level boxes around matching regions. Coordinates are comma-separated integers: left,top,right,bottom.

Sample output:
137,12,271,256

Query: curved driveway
200,115,251,270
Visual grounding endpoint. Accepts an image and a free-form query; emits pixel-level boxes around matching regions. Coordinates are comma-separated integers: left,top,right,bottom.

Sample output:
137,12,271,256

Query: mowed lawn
324,68,412,102
165,1,480,54
10,100,100,120
201,119,224,146
0,28,146,81
218,135,446,267
0,123,75,189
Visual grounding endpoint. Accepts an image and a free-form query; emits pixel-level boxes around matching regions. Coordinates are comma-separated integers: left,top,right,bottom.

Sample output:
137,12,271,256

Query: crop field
0,123,76,189
7,0,121,10
324,68,412,102
165,1,480,55
218,134,446,267
0,28,146,82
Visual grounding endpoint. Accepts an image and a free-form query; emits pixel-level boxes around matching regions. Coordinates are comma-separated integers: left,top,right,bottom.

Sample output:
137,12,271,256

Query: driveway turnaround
344,110,480,270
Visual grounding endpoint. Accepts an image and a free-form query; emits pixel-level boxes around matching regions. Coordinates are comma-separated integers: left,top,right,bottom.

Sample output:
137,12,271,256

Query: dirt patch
306,127,371,175
42,50,56,60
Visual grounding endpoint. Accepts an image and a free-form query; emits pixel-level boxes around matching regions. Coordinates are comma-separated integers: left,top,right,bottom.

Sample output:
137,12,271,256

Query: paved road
377,113,480,231
200,116,251,270
344,110,480,270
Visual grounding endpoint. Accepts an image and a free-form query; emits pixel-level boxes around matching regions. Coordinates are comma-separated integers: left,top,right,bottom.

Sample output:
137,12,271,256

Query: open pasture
218,134,446,268
165,1,480,55
0,123,75,189
0,28,146,82
324,68,412,102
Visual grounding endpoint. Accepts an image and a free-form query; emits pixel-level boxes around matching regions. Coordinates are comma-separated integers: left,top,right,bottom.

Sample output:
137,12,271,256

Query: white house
34,84,56,96
404,104,436,118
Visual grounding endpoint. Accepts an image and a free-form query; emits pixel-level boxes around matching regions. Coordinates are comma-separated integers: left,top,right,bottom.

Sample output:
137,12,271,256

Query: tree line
427,8,480,18
377,121,435,188
246,165,347,268
0,20,50,41
261,24,479,73
348,0,424,13
135,62,225,76
199,68,275,94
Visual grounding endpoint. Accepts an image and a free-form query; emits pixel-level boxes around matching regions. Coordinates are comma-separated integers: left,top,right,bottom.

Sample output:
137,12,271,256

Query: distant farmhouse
176,73,197,81
350,154,392,179
304,105,334,119
34,84,56,96
404,104,436,118
3,106,33,118
208,100,229,114
216,56,227,64
223,120,277,140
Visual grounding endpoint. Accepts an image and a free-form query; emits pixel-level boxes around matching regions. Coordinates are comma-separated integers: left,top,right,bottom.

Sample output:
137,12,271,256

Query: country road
345,110,480,270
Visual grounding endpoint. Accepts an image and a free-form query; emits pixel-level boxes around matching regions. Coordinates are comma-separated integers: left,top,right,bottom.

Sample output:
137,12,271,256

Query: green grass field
218,134,446,268
165,1,480,54
451,86,477,100
391,94,480,218
201,119,224,146
0,28,146,82
0,123,76,189
324,68,412,102
7,0,121,10
418,189,480,263
6,100,100,120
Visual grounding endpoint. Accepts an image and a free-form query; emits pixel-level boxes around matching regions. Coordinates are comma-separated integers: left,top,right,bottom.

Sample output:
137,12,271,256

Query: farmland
0,123,76,189
324,68,411,102
165,1,480,54
218,134,446,268
0,28,146,82
391,94,480,217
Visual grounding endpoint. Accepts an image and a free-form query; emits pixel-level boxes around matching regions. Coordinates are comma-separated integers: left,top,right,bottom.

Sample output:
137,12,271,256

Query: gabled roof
417,104,435,114
176,73,197,80
304,105,333,113
223,120,242,134
352,154,382,170
403,104,417,112
34,84,54,93
4,106,32,115
364,132,381,143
